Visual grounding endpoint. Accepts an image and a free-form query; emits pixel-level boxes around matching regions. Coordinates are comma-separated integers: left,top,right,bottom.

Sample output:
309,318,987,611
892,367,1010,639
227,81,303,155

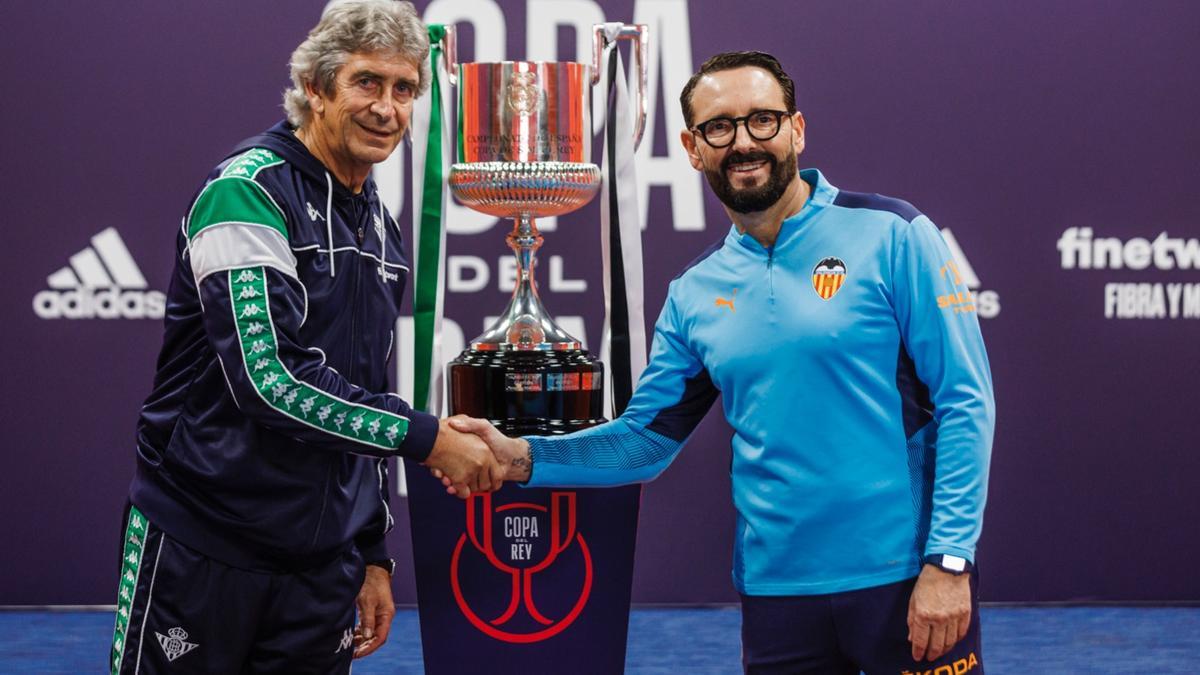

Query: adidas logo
941,228,1001,319
32,227,165,320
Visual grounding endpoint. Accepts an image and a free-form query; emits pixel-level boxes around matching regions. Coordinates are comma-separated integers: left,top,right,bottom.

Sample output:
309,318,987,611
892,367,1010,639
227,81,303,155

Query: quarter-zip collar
727,168,836,257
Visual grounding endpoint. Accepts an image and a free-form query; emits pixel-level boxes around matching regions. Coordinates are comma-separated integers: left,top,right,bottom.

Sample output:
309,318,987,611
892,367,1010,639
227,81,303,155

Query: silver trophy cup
445,25,647,352
443,24,648,434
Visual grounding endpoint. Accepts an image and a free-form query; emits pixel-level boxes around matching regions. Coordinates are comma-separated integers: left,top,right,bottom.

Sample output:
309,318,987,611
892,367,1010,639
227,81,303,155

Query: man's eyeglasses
691,110,790,148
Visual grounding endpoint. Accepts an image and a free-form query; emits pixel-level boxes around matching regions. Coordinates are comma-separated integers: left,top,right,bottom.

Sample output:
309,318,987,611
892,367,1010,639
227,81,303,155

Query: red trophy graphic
450,492,593,643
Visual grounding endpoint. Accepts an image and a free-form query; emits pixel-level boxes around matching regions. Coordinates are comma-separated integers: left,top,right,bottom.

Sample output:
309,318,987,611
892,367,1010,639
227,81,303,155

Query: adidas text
33,288,165,319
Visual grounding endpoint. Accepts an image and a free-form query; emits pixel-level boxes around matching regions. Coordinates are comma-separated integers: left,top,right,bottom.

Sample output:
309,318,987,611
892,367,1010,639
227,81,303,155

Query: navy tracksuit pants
741,572,983,674
110,505,364,674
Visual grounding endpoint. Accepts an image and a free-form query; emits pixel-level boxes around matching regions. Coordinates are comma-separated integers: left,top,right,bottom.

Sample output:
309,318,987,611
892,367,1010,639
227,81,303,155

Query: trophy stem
451,211,605,431
507,215,543,306
467,215,584,351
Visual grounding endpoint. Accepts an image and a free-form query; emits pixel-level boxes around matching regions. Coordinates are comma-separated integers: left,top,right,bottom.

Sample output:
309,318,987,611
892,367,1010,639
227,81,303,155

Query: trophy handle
592,23,649,151
440,24,458,86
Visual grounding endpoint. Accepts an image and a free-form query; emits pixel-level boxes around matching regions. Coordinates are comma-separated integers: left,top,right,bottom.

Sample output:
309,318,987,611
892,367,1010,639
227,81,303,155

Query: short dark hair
679,51,796,127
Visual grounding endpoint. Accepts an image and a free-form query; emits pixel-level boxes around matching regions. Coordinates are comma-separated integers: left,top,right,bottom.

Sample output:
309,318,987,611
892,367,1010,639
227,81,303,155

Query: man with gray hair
111,2,496,672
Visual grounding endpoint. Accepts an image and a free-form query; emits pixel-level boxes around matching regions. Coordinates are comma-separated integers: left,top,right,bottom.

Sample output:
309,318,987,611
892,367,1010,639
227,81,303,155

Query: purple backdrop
3,0,1198,606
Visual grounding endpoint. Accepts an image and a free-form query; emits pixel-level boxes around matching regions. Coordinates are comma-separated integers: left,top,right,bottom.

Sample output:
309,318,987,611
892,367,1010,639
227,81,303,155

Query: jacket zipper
767,247,776,303
310,198,366,555
348,198,363,382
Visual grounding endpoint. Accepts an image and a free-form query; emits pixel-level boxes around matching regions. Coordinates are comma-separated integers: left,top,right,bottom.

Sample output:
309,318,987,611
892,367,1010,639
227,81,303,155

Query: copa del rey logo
451,492,592,643
33,227,165,319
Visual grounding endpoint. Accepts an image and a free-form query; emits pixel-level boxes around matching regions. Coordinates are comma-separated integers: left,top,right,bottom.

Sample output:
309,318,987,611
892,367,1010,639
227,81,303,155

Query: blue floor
2,606,1197,673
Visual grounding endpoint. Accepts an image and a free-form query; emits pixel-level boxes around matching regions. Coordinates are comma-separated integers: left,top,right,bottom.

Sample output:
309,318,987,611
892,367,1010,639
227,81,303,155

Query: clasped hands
421,415,530,499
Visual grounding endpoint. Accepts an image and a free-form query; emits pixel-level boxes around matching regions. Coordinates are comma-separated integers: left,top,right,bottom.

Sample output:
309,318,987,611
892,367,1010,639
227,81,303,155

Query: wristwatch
366,558,396,577
924,554,972,575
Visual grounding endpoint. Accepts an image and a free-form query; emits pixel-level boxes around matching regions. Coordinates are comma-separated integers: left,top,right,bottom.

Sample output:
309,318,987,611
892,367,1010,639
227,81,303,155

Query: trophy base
447,349,605,435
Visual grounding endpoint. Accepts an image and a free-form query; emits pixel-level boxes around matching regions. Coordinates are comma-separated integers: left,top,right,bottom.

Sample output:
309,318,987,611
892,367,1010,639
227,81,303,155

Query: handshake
420,416,532,499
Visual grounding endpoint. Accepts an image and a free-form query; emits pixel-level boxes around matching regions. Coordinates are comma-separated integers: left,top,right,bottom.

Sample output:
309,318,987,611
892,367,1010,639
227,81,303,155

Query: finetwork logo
941,229,1001,319
1057,227,1200,319
33,227,165,319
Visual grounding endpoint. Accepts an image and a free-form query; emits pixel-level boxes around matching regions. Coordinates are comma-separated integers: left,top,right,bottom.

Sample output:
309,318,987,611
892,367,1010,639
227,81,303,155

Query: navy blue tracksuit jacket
130,121,438,572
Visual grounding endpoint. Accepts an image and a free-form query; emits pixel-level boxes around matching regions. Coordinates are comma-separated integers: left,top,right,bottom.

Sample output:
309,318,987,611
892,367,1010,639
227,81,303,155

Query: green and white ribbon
411,24,451,414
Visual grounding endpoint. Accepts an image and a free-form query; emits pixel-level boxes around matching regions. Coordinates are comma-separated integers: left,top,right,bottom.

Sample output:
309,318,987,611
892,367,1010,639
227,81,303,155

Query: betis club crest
812,257,847,300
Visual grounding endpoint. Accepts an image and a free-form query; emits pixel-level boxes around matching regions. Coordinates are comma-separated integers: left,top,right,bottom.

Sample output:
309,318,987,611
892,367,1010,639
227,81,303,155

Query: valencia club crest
812,257,847,300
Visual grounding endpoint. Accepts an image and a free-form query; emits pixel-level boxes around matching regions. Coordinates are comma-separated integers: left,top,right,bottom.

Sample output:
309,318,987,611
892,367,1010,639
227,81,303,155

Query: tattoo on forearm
511,443,532,477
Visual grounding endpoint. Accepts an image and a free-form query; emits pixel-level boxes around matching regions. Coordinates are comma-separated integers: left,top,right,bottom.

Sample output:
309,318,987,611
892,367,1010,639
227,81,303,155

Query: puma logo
715,289,737,313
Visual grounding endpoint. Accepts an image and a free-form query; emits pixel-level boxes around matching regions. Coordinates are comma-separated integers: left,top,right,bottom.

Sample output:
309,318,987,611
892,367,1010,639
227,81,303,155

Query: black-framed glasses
692,110,790,148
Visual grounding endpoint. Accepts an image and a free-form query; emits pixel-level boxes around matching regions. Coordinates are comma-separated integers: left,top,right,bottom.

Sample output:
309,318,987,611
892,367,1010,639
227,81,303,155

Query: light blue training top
526,169,995,596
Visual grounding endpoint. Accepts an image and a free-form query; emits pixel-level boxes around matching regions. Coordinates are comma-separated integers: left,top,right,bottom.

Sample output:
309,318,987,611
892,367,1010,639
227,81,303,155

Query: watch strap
366,558,396,577
925,554,972,575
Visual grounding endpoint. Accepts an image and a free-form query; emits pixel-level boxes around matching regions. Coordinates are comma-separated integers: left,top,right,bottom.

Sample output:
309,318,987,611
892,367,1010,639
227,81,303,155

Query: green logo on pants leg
110,506,147,674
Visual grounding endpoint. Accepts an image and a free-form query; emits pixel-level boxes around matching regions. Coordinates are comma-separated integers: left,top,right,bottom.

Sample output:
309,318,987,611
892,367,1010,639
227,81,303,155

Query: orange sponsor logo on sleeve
937,260,976,314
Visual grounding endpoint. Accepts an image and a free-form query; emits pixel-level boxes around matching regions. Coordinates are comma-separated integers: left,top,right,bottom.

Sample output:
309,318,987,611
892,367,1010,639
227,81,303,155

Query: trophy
444,25,648,434
407,26,650,671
